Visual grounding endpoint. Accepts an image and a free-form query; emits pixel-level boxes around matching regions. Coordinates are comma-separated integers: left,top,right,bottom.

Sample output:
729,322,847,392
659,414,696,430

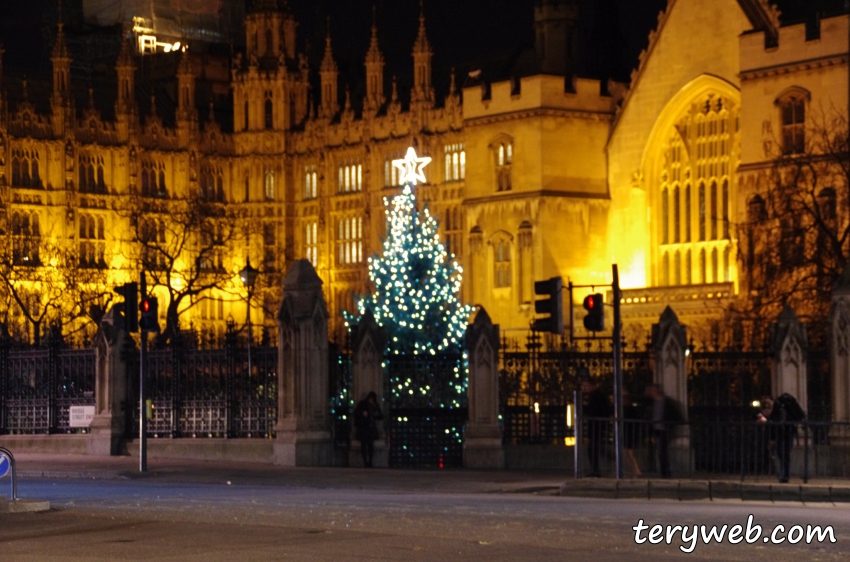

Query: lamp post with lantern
239,258,260,378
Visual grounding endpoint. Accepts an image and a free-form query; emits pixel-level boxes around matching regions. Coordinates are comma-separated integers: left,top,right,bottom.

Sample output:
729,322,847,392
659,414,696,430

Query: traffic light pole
611,264,623,481
139,272,148,473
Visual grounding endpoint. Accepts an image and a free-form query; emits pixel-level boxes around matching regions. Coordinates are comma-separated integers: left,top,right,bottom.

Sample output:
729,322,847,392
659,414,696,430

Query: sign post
139,272,148,473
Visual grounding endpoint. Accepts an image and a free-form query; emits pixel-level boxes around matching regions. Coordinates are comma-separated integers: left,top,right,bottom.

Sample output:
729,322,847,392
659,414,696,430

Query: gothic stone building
0,0,845,344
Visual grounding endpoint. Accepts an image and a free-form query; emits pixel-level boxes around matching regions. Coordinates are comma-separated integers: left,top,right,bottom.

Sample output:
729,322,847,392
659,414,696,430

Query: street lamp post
239,258,260,380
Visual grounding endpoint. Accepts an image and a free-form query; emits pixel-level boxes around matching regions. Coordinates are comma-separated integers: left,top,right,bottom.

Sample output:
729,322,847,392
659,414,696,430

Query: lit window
780,95,805,155
304,165,318,199
495,141,512,191
494,238,511,288
265,168,275,200
305,221,318,266
338,162,362,193
337,216,363,265
444,143,465,182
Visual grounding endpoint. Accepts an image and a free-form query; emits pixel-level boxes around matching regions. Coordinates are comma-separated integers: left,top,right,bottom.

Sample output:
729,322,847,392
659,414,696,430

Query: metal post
612,264,623,480
247,290,253,384
803,421,809,484
139,272,147,473
574,389,582,479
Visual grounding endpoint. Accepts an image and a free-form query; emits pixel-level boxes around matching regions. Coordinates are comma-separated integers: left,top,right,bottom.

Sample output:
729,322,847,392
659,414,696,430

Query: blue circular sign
0,454,8,479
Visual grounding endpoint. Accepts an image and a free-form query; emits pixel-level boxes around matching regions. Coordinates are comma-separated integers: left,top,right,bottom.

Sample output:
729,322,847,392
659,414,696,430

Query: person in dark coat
645,384,683,478
354,391,383,468
582,378,611,477
622,389,642,478
757,395,794,483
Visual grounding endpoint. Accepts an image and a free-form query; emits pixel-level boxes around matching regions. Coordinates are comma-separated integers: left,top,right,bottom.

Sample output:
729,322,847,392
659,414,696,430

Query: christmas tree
345,147,474,356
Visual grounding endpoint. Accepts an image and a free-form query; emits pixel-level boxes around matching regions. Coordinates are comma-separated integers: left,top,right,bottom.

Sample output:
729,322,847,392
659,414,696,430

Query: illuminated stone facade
0,0,846,343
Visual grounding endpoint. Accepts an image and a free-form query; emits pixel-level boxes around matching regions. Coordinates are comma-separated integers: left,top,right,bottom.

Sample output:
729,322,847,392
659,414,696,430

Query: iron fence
576,417,850,481
0,335,95,434
131,335,277,438
499,336,652,445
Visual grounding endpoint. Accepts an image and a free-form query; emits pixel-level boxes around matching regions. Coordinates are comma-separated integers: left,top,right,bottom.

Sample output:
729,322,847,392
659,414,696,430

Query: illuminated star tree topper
345,147,473,356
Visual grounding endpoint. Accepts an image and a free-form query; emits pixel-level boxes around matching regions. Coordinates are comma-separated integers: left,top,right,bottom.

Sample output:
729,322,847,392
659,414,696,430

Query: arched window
655,93,737,287
265,28,273,53
265,168,275,200
778,89,807,155
494,238,512,288
264,98,273,130
493,138,513,192
662,252,670,286
244,101,249,131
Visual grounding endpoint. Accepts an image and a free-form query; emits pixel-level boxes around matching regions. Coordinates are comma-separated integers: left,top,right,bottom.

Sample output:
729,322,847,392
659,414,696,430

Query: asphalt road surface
1,476,848,561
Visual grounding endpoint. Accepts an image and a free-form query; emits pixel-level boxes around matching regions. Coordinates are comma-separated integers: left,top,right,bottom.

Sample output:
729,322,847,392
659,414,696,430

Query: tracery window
200,165,224,202
495,140,512,192
337,216,362,265
304,165,318,199
78,213,106,268
656,94,736,286
779,93,806,155
11,211,40,265
305,221,318,267
338,161,362,193
11,148,42,188
444,143,465,182
141,160,167,197
79,154,106,194
493,236,512,288
444,207,463,258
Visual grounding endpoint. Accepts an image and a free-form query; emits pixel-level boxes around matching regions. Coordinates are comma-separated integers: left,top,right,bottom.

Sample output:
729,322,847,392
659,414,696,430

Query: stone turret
534,0,579,77
363,8,385,115
319,27,338,119
410,3,434,109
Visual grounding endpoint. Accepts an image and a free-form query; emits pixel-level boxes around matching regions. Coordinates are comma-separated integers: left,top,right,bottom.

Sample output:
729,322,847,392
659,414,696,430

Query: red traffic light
140,299,151,313
583,294,601,310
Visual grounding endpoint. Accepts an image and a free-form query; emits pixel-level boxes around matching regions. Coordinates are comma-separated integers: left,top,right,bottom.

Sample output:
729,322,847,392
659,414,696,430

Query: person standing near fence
581,378,610,477
622,389,642,478
354,391,383,468
646,384,683,479
757,394,798,483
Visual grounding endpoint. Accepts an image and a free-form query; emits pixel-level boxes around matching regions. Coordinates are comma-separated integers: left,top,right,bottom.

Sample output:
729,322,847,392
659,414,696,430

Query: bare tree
0,233,111,345
736,107,850,338
116,193,250,345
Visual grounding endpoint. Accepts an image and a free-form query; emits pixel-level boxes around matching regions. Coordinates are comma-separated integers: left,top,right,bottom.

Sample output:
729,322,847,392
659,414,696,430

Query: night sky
0,0,843,98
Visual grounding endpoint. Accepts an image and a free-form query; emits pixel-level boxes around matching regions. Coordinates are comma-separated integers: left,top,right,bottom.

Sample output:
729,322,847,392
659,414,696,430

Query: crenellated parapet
462,75,622,123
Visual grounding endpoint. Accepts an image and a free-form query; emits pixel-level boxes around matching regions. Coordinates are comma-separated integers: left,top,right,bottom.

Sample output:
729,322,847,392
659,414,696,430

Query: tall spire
319,21,338,119
363,6,385,114
115,35,136,114
410,1,434,107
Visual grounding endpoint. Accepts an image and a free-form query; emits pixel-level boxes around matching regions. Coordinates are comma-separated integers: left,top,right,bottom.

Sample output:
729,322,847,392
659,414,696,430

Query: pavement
4,452,850,505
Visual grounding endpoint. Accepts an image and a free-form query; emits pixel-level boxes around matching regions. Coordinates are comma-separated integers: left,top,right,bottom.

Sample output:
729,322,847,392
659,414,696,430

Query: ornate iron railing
132,336,277,438
0,336,95,434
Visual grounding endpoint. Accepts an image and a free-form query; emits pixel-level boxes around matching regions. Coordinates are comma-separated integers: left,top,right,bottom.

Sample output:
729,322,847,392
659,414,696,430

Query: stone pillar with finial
464,307,504,468
651,306,690,473
89,306,132,455
274,259,334,466
769,305,808,408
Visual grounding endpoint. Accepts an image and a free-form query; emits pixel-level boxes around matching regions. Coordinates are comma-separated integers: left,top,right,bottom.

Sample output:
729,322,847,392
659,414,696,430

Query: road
1,475,848,561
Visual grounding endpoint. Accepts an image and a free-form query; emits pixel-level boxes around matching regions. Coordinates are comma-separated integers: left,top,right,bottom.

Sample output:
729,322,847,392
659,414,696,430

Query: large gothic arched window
655,93,738,287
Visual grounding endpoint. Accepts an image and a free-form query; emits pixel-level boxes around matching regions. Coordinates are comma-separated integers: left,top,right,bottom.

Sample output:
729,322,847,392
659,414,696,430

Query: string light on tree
344,147,473,410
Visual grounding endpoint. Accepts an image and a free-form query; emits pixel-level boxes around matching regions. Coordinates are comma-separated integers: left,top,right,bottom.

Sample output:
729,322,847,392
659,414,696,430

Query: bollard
0,446,17,501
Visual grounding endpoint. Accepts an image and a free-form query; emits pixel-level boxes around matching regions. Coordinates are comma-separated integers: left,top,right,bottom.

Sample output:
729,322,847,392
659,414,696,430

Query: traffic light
113,282,138,333
583,293,604,332
531,277,563,334
139,297,160,333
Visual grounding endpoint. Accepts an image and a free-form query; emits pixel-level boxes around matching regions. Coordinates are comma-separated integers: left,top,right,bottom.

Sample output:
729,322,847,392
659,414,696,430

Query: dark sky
0,0,842,95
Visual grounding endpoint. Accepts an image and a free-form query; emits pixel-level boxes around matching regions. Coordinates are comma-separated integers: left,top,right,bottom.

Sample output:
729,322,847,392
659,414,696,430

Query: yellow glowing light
533,402,540,414
566,404,572,427
564,437,576,447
